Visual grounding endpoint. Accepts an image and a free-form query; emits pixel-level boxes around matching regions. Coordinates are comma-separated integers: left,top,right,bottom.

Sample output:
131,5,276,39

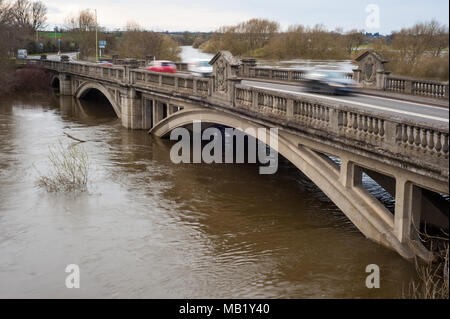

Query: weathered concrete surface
34,51,449,261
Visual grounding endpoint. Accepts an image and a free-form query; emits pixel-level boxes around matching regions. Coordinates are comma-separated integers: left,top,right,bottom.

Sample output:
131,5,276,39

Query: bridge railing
240,60,448,100
243,66,354,83
34,59,127,82
33,59,448,176
130,69,209,97
233,83,449,174
385,75,449,100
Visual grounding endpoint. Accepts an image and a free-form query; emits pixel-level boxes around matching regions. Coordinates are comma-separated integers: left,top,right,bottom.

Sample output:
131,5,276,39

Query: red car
97,61,113,67
146,60,177,73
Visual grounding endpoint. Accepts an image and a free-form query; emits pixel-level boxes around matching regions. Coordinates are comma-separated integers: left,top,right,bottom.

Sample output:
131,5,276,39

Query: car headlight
328,83,346,88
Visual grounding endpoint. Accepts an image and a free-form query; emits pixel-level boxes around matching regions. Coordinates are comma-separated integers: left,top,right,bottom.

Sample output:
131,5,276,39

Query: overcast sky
43,0,449,34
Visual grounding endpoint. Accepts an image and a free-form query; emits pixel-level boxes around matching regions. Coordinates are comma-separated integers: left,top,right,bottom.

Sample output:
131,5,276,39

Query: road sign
99,40,106,49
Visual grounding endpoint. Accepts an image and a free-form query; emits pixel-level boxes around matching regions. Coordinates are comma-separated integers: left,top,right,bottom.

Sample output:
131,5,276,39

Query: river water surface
1,46,417,298
0,92,418,298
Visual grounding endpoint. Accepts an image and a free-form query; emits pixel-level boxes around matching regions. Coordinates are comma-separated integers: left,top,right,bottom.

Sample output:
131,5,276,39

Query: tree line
200,18,449,80
200,19,365,60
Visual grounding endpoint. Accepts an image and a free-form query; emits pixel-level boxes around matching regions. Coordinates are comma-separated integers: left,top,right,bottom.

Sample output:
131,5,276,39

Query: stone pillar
59,73,72,96
145,55,155,65
340,158,362,188
153,100,166,125
120,88,143,129
352,68,361,83
394,178,422,243
240,58,256,77
376,70,390,90
142,99,153,129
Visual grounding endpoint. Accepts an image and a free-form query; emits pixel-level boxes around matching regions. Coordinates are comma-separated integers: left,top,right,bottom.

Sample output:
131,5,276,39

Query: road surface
242,80,449,126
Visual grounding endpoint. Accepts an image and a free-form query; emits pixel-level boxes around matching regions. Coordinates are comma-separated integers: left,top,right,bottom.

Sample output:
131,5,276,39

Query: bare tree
118,21,180,60
12,0,31,28
31,0,46,30
0,0,13,25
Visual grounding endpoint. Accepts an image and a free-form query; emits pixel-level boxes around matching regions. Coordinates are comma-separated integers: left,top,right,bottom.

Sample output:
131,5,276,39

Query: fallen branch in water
63,132,86,143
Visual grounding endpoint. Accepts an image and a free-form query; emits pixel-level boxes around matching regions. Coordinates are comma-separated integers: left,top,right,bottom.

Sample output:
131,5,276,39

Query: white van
17,49,28,59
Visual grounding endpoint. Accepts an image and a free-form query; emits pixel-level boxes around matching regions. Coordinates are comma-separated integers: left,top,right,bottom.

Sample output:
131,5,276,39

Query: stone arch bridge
35,51,449,261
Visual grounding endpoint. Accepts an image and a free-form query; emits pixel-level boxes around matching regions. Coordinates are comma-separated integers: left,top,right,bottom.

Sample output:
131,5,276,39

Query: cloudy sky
43,0,449,34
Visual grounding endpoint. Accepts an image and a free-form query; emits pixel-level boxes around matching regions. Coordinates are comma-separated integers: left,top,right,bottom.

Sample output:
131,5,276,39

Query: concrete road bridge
32,51,449,261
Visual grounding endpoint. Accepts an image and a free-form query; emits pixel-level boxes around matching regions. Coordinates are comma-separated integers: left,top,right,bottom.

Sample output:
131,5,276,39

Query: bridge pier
120,88,145,129
59,74,72,96
37,51,448,262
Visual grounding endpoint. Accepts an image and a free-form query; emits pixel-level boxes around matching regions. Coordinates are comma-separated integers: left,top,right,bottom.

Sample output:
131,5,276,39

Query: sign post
99,41,106,59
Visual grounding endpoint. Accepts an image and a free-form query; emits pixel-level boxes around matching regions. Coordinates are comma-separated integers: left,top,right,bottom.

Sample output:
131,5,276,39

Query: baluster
374,119,380,136
408,126,415,147
414,127,421,148
435,132,442,155
363,116,368,133
379,120,385,137
421,129,428,151
342,111,348,128
357,115,363,132
368,117,374,135
443,134,449,157
402,124,408,144
428,130,435,153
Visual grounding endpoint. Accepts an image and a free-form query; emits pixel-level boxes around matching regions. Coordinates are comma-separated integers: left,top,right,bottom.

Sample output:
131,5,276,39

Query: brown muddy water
0,92,417,298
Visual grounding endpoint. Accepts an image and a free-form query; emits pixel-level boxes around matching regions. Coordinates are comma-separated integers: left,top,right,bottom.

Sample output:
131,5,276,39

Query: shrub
37,141,90,193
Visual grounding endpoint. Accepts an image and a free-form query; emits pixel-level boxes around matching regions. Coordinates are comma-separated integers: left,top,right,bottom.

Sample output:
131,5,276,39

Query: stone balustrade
244,66,354,82
233,83,449,176
385,75,449,99
32,58,449,178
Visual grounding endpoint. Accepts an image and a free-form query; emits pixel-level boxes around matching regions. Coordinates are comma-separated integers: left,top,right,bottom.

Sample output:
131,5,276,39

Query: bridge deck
242,80,449,126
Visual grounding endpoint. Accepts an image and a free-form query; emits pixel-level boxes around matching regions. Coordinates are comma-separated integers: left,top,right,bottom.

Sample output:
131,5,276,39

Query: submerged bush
405,234,449,299
37,141,89,192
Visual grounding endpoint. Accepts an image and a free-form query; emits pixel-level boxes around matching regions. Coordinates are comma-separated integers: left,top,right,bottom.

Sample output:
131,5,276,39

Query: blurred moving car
17,49,27,59
147,60,177,73
188,59,213,77
97,60,113,67
303,70,359,95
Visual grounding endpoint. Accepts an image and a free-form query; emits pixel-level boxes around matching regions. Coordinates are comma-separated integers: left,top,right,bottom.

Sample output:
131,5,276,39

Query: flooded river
0,91,418,298
180,45,356,72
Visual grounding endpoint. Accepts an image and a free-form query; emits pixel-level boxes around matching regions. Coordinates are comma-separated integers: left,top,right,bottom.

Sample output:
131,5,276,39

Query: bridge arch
75,81,121,118
50,74,60,89
150,108,422,260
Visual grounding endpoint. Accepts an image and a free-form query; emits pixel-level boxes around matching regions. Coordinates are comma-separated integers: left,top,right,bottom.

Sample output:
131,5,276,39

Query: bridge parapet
238,50,448,100
233,83,449,181
385,75,449,99
33,56,449,260
33,57,449,181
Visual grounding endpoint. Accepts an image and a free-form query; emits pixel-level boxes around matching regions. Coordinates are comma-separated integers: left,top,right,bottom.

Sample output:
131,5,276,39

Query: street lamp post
87,8,99,62
95,9,98,62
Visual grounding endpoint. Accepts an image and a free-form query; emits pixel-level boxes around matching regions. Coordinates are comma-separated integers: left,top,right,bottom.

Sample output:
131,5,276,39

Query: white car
188,60,213,77
17,49,27,59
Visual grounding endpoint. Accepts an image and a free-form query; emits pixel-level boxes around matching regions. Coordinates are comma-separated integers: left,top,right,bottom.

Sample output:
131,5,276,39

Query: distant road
27,52,78,61
242,80,449,126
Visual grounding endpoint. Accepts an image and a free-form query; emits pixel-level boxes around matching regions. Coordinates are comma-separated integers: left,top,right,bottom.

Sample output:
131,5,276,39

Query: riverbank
0,63,50,96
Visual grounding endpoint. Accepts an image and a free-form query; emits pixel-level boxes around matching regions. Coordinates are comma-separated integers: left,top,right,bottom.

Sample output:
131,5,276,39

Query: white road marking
353,93,449,111
249,85,449,123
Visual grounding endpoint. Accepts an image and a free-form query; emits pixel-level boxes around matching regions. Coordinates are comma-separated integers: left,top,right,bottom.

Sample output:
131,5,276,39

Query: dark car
303,70,359,95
